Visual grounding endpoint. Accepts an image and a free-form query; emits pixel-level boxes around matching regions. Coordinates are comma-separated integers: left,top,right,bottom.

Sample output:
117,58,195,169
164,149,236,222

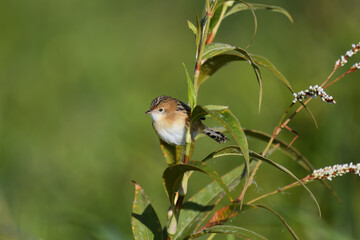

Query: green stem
172,1,220,235
206,2,231,44
185,0,218,163
194,0,218,96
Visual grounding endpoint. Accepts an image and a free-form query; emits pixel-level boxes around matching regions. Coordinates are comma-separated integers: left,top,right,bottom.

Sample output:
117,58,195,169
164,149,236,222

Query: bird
145,96,228,146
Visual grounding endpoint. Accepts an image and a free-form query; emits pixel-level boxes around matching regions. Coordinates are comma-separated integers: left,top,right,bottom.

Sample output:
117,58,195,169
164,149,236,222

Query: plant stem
185,0,218,164
323,68,355,89
247,176,311,204
320,67,337,88
194,0,218,96
206,2,230,44
172,1,219,235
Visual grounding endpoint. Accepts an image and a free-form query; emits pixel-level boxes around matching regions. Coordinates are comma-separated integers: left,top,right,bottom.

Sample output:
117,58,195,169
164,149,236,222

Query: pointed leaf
187,20,197,36
159,139,184,166
202,145,244,163
174,164,248,240
225,3,294,23
299,101,318,128
195,14,201,52
234,49,262,111
183,63,196,110
250,54,293,92
250,204,298,240
199,53,293,105
189,225,267,240
131,181,163,240
202,105,250,177
162,161,233,212
202,43,236,60
237,0,258,48
199,53,246,86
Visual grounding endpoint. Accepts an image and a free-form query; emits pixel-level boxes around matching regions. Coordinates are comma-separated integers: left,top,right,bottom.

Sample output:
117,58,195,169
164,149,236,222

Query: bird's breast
153,118,187,145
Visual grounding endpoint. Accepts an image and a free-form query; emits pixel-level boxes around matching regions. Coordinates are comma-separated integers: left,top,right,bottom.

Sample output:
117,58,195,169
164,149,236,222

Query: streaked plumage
145,96,228,145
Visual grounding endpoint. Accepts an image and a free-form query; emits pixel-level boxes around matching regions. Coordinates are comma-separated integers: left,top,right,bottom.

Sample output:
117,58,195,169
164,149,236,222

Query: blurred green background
0,0,359,239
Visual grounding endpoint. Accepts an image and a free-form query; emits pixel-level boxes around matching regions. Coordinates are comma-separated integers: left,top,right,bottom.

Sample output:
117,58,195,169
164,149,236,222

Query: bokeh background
0,0,359,239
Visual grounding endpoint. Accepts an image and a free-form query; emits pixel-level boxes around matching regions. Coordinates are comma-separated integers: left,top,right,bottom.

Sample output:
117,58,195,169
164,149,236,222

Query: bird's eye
158,108,164,112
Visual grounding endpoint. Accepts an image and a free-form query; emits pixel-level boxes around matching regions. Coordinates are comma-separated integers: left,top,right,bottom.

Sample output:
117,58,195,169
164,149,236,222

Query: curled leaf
225,3,294,23
250,54,293,92
187,20,197,36
162,161,233,213
200,43,262,110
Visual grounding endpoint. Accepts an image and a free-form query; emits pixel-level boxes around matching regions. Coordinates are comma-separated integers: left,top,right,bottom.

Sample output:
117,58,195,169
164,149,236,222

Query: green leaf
250,54,293,93
225,3,294,23
299,101,319,128
162,161,233,213
202,43,235,60
174,164,247,240
208,4,224,31
183,63,196,110
159,139,184,166
234,49,262,111
199,53,293,105
251,204,298,240
201,44,262,110
187,20,197,36
199,53,245,86
131,181,163,240
188,225,267,240
236,0,259,48
202,105,250,177
195,14,201,52
202,145,244,162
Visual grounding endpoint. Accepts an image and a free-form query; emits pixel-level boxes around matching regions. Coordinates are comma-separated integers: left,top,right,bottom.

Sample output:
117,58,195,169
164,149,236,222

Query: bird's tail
203,128,228,143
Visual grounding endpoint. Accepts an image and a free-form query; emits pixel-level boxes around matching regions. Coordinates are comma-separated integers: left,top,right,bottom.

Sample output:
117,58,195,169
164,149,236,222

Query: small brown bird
145,96,228,146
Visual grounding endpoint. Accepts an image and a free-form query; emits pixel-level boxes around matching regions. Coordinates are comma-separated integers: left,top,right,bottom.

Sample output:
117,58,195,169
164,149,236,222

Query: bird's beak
145,109,151,115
